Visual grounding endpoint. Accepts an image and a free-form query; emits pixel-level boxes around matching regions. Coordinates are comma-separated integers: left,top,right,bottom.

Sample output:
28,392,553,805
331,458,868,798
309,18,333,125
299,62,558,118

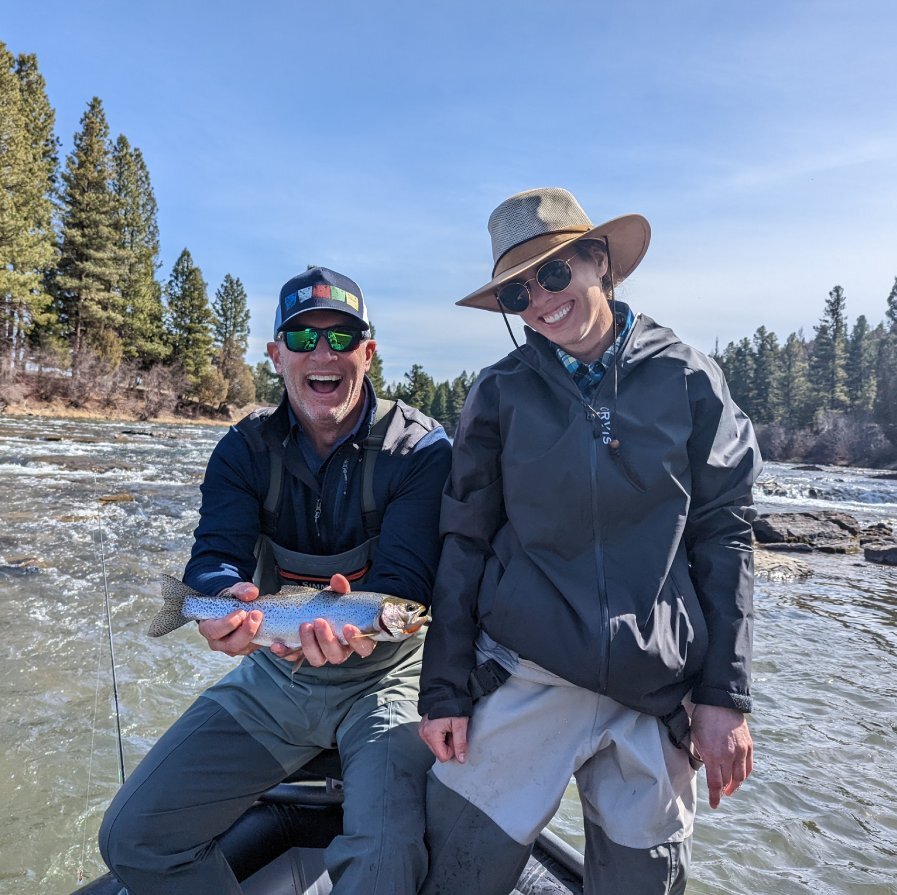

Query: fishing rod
94,472,127,785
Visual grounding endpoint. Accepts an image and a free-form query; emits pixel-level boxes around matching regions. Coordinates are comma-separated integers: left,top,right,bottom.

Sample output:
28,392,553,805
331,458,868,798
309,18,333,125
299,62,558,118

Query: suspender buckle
468,659,511,701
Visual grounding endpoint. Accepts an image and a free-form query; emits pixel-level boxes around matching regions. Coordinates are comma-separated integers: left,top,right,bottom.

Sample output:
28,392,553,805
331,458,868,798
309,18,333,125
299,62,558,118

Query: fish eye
405,603,418,612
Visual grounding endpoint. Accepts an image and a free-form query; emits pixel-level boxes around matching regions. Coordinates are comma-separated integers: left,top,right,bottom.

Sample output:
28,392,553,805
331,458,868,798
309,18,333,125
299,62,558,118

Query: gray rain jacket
419,313,761,721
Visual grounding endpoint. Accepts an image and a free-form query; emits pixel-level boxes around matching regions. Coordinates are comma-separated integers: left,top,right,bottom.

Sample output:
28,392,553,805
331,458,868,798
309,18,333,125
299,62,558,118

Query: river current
1,415,895,894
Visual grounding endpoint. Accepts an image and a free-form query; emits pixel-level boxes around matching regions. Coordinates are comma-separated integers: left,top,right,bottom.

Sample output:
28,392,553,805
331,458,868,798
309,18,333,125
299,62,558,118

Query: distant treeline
712,281,897,466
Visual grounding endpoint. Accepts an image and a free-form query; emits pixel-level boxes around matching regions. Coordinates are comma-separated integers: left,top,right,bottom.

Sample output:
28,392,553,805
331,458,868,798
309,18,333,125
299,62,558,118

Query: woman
417,187,761,895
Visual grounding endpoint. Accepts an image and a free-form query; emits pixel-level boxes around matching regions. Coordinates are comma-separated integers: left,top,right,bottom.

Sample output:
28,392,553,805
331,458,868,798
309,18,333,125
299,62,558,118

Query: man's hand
197,581,263,657
690,704,754,809
419,714,469,764
270,573,378,666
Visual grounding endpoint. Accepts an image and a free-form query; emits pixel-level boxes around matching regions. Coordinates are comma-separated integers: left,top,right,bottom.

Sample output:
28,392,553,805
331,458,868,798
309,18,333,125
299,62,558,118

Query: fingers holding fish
328,572,351,595
300,619,352,666
344,624,377,659
197,608,264,657
269,641,305,664
222,581,260,603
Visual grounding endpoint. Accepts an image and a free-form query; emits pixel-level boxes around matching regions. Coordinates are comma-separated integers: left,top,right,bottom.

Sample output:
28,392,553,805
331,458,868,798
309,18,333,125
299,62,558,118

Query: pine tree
211,273,252,403
430,380,450,423
810,285,849,412
446,370,476,430
0,44,57,375
750,326,781,424
719,338,755,419
164,248,218,400
111,135,167,367
56,97,126,374
874,278,897,449
366,324,386,395
253,358,282,404
886,277,897,333
845,315,878,412
779,332,813,428
399,363,435,415
212,274,249,353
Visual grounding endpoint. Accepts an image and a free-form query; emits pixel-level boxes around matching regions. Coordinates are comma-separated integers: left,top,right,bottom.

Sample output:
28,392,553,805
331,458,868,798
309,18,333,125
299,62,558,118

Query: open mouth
307,374,342,395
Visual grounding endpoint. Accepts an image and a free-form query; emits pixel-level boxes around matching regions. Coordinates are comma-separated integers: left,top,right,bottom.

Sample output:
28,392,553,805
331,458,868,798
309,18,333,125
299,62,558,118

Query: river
1,415,895,894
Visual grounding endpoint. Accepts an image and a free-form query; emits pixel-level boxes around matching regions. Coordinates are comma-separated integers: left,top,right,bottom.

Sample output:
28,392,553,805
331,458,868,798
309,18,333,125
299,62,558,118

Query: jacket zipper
590,414,611,694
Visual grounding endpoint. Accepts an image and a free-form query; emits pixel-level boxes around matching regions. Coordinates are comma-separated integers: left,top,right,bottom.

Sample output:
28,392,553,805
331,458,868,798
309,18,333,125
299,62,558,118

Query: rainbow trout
149,575,430,647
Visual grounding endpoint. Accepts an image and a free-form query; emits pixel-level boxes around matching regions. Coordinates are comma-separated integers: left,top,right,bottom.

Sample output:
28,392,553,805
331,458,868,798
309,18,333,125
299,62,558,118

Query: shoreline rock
752,511,861,553
754,549,813,580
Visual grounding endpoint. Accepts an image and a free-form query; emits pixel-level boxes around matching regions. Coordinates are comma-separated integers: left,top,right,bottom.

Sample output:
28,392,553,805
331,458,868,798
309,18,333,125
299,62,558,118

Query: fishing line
77,474,127,886
77,608,109,886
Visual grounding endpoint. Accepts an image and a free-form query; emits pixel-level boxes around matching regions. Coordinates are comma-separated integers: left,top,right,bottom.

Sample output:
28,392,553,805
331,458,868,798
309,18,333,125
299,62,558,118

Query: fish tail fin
147,574,195,637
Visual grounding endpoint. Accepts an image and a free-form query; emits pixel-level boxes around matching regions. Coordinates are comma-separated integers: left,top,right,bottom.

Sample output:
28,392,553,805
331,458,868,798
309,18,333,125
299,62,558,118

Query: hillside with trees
712,280,897,467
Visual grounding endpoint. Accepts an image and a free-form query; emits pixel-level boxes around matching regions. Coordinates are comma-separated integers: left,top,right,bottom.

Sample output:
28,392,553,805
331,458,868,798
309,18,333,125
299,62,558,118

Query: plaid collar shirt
555,301,635,395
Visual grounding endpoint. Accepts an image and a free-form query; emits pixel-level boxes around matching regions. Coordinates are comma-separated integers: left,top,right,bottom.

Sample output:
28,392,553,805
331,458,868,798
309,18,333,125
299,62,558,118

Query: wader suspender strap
361,399,397,538
261,433,290,534
262,400,397,538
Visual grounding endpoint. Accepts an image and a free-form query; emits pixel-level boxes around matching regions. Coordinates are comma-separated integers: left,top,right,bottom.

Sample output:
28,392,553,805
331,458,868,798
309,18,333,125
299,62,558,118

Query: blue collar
554,301,634,394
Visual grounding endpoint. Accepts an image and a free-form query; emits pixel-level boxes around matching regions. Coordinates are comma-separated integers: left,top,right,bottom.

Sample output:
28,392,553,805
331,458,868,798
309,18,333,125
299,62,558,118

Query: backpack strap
361,399,397,538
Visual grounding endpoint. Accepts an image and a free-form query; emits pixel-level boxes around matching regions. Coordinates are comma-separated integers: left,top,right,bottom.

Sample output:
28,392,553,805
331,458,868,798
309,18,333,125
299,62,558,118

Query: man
418,188,761,894
100,266,451,894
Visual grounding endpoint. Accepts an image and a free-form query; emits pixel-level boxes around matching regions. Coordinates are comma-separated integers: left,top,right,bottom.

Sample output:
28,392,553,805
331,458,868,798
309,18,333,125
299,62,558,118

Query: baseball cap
273,266,370,338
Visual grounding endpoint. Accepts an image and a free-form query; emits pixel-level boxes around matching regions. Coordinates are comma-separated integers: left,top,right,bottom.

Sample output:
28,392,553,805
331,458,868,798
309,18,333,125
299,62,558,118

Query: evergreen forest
2,42,897,463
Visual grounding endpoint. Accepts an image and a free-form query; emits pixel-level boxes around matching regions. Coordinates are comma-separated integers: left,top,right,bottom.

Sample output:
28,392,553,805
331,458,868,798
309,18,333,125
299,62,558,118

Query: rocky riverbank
752,510,897,566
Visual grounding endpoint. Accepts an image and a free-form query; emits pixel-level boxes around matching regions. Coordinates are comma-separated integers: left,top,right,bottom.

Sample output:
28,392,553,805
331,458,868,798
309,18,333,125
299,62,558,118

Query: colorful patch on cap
284,285,312,310
309,283,360,311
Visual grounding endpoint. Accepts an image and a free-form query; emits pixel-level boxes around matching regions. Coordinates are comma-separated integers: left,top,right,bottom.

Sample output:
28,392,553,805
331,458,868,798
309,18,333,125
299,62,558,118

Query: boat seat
282,748,343,784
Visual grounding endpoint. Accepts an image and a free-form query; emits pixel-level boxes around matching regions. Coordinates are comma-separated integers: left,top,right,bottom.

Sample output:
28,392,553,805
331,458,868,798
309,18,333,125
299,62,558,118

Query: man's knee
98,797,154,878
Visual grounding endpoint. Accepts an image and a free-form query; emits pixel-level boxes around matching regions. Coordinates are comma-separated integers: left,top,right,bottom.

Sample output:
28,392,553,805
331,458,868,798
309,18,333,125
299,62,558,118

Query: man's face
267,310,376,435
518,246,614,363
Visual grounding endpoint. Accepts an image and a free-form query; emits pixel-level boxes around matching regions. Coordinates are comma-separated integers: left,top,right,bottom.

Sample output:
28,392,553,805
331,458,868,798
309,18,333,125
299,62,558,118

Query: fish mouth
403,609,431,635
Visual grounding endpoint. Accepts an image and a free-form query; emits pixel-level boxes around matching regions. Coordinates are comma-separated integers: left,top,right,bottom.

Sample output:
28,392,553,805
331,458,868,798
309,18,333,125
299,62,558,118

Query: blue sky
5,2,897,382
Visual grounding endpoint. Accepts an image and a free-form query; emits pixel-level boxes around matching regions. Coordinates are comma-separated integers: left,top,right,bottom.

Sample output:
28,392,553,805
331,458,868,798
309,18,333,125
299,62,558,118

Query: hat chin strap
496,297,522,350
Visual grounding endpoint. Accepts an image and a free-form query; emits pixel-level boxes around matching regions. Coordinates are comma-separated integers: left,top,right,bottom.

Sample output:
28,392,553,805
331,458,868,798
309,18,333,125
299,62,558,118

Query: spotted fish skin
148,575,429,648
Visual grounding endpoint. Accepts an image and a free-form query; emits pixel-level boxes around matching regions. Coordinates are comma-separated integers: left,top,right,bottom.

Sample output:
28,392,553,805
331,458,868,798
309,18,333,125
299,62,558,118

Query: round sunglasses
279,325,368,353
496,240,608,313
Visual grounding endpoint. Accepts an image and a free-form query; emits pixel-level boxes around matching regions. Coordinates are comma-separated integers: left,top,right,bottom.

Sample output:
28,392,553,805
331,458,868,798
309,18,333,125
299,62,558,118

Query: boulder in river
754,549,813,580
752,511,861,553
863,544,897,566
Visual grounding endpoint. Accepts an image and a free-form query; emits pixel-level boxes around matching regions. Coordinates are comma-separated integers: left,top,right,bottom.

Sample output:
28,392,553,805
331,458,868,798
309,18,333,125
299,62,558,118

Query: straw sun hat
457,187,651,311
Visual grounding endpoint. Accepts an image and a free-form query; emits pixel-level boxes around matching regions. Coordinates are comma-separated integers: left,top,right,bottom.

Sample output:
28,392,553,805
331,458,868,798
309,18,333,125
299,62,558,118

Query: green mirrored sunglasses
279,326,368,353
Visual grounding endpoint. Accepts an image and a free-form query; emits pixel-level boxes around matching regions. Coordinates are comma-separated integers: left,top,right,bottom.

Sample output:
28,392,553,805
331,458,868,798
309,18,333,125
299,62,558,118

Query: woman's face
518,247,615,363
